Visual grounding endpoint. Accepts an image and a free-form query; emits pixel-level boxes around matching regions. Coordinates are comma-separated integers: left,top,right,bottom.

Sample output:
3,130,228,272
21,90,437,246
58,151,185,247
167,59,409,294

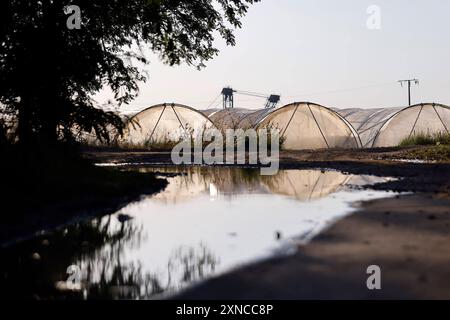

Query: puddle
392,159,436,164
0,167,398,299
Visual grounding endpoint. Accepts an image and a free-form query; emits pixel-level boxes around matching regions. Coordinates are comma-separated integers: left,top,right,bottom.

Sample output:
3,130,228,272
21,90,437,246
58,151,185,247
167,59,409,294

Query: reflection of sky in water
72,167,397,298
0,167,398,299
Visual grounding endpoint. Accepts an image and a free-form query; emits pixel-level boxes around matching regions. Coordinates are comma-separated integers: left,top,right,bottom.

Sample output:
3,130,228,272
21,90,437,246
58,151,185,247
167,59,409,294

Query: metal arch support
170,103,186,131
281,103,300,138
148,103,167,143
371,105,417,148
432,103,450,134
408,104,424,138
331,109,362,148
307,103,330,149
359,121,389,148
359,121,387,134
171,103,195,142
356,108,386,131
370,103,450,148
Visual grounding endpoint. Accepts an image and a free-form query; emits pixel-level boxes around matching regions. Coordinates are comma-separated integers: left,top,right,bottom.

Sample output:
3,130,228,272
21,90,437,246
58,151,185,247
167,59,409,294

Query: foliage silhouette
0,0,259,146
0,214,218,299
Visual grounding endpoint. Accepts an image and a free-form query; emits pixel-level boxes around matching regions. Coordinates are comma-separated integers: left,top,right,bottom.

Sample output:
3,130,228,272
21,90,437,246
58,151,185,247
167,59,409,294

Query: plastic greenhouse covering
255,102,361,150
334,107,404,148
202,108,256,130
123,103,214,145
336,103,450,147
201,108,274,130
84,101,450,150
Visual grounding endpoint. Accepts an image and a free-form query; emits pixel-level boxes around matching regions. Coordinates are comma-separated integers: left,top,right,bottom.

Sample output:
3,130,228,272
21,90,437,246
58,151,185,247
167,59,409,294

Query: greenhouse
335,107,404,148
337,103,450,147
202,108,257,130
123,103,215,146
236,108,274,129
114,101,450,149
255,102,361,150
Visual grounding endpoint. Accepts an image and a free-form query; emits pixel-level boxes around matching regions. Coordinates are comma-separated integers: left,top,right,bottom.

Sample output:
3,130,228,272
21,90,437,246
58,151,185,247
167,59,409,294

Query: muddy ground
87,147,450,299
86,146,450,195
2,147,449,298
177,194,450,299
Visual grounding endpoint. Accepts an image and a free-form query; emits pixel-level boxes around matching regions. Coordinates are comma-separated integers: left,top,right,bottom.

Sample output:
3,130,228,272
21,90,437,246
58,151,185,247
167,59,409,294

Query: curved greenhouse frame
256,102,361,150
372,103,450,147
202,108,256,130
335,107,403,148
123,103,215,146
202,108,274,130
236,108,274,129
337,103,450,148
120,102,450,149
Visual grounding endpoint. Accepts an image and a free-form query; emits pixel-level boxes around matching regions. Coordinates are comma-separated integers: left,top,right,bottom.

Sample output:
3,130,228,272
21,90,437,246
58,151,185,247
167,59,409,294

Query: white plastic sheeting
374,103,450,147
202,108,256,130
336,103,450,147
123,103,214,145
256,102,361,150
86,101,450,149
201,108,275,130
335,107,403,147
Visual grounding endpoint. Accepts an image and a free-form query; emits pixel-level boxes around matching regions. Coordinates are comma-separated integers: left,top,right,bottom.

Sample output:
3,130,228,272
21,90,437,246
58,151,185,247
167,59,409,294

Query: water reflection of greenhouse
136,167,391,204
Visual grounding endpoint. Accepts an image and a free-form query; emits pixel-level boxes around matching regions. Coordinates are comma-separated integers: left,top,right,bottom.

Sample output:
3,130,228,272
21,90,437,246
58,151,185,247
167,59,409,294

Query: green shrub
399,131,450,147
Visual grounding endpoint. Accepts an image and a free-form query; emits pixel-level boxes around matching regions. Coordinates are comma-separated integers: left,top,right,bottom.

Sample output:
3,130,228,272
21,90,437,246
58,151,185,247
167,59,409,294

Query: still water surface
0,167,397,299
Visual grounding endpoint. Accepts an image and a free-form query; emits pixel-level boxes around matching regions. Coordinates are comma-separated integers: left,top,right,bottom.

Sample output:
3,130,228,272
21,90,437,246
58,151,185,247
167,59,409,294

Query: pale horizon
95,0,450,112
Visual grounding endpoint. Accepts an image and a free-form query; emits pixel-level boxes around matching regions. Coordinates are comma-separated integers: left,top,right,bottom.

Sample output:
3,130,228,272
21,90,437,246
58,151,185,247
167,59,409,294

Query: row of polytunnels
102,102,450,150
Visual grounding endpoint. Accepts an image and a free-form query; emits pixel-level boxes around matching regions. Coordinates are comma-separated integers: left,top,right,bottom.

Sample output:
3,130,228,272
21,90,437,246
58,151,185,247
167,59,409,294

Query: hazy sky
96,0,450,112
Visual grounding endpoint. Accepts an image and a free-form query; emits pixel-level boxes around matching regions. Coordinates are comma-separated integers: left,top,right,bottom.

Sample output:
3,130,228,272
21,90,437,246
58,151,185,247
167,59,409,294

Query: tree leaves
0,0,259,144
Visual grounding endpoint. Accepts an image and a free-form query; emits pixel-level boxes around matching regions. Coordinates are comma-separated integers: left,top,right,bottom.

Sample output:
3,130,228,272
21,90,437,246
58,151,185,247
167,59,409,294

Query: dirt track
177,194,450,299
86,147,450,299
84,145,431,163
86,147,450,194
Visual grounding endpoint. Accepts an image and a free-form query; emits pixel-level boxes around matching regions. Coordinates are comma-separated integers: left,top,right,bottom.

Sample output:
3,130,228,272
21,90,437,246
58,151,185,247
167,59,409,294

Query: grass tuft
399,131,450,147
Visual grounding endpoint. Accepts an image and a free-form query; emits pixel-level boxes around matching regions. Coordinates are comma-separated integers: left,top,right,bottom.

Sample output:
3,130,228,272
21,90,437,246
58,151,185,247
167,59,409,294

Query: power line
282,81,398,99
114,81,403,112
205,93,221,109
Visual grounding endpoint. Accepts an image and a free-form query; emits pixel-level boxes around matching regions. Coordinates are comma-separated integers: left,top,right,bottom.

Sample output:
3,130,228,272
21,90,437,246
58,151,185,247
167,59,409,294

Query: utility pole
398,79,419,106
